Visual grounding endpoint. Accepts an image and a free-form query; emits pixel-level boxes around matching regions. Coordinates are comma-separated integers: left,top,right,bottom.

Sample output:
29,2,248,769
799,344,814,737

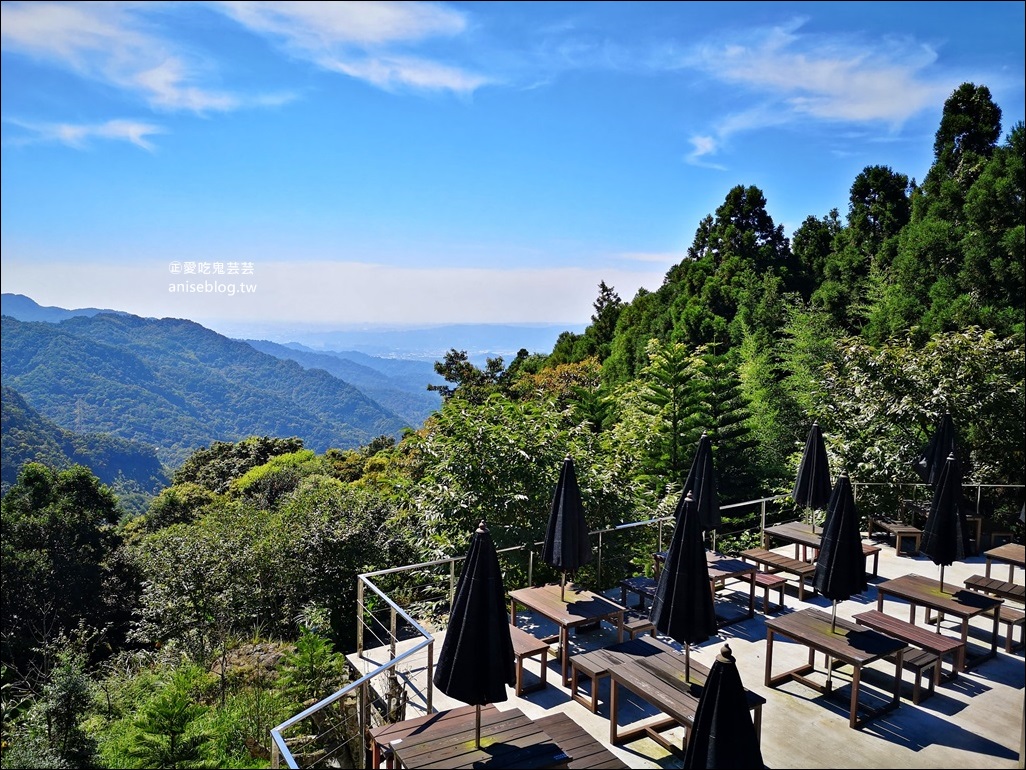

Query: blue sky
2,1,1023,336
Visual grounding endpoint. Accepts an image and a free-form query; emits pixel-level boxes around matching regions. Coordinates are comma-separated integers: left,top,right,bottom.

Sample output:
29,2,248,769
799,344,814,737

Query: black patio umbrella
433,520,515,748
920,452,972,593
914,412,960,488
813,470,867,691
813,470,867,630
650,490,718,682
683,431,721,544
683,643,764,770
791,421,832,533
542,455,593,601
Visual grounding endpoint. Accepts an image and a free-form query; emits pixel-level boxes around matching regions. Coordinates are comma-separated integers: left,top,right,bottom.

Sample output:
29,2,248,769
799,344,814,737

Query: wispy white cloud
684,135,726,170
3,116,165,150
215,1,490,94
657,17,958,166
669,17,950,123
0,1,241,112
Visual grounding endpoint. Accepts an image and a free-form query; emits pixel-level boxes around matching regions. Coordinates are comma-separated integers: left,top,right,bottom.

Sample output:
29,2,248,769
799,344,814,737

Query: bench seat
988,605,1025,653
963,574,1026,604
885,646,940,704
740,548,817,600
569,635,680,713
867,517,922,556
738,570,787,613
508,623,549,696
852,609,965,682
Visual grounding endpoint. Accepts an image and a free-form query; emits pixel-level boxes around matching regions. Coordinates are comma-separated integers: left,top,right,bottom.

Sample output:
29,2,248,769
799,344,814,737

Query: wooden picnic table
875,572,1002,670
984,542,1025,583
764,608,905,729
509,583,625,686
762,520,881,576
645,551,757,624
607,646,764,754
381,705,570,769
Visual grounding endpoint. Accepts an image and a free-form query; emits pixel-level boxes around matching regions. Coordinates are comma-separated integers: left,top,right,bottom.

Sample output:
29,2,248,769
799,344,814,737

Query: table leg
764,629,775,685
746,572,756,619
609,678,620,744
849,665,861,729
560,627,570,686
989,610,1000,659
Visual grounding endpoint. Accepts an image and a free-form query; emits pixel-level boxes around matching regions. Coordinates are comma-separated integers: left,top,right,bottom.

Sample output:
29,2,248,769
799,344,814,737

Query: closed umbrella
791,421,832,533
683,431,721,544
683,643,764,770
542,455,593,601
914,412,960,487
433,520,515,748
650,490,718,682
813,470,868,629
920,452,972,593
812,470,867,690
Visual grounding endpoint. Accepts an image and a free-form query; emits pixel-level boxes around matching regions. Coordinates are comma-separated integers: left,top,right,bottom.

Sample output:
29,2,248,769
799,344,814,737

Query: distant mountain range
1,305,412,467
0,293,576,475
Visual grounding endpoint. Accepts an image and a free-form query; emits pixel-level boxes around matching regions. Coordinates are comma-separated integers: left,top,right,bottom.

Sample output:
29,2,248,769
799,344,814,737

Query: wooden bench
963,574,1026,604
867,517,922,556
569,635,679,712
619,575,657,609
740,548,817,600
885,646,940,704
535,712,629,769
987,605,1025,653
852,609,966,689
737,570,787,613
508,623,549,696
622,610,656,640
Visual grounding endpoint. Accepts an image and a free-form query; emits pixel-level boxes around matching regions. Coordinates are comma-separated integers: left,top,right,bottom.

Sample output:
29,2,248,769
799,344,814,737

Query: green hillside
1,384,167,494
0,313,409,467
243,338,442,428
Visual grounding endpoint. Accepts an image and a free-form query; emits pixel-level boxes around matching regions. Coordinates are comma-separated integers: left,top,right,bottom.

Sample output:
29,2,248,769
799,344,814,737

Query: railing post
357,579,365,656
449,560,456,607
390,607,397,661
528,549,534,587
427,639,435,712
597,531,603,588
271,739,280,769
359,680,368,767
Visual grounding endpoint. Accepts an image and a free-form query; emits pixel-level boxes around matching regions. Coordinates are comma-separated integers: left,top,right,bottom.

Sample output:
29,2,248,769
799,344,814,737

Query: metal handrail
269,483,1022,768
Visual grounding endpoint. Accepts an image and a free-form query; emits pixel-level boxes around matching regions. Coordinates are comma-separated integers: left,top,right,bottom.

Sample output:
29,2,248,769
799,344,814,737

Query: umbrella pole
561,570,566,602
476,704,481,749
939,565,946,594
826,600,838,690
684,643,691,683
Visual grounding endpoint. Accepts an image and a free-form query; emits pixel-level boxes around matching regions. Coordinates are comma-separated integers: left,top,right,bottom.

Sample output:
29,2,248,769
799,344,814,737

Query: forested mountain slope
0,313,408,467
243,338,442,428
1,384,167,493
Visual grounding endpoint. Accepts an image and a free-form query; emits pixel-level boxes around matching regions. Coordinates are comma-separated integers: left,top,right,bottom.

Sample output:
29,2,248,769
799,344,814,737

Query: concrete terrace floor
349,535,1026,769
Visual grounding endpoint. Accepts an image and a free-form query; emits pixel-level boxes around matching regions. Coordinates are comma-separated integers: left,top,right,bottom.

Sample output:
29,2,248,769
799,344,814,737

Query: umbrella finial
476,520,488,534
716,643,734,664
